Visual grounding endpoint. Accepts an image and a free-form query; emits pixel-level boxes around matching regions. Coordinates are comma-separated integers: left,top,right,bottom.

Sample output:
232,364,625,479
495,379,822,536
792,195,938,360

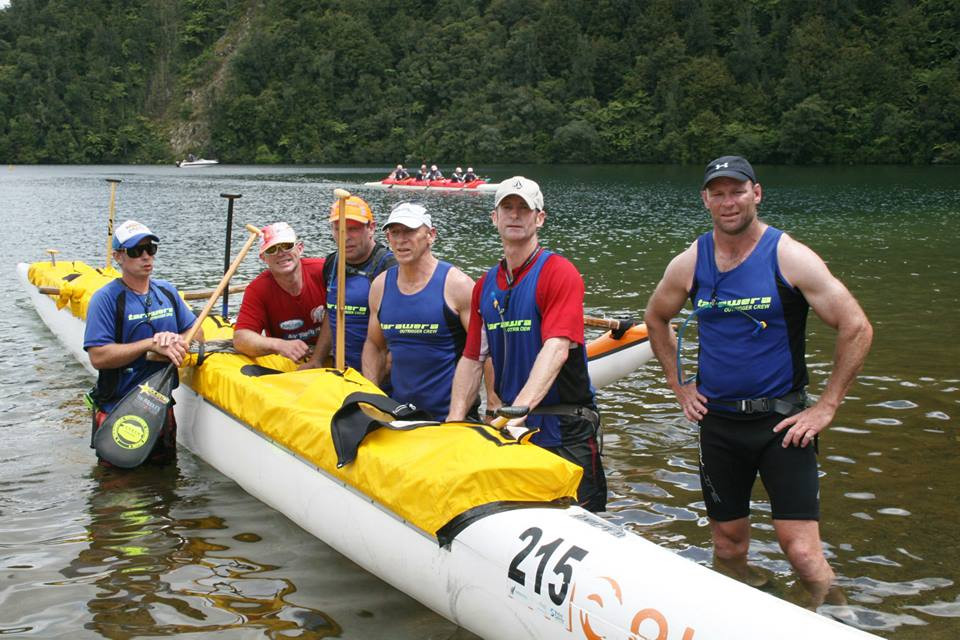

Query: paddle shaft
220,193,242,316
333,188,350,371
185,224,261,346
104,179,121,270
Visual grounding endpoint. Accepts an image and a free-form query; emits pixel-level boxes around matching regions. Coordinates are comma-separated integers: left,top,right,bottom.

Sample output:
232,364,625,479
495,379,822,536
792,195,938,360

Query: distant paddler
447,176,607,512
233,222,327,365
83,220,201,466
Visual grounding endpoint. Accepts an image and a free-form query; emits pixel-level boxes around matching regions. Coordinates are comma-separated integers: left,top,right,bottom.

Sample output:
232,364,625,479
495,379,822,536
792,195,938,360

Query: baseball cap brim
701,169,756,189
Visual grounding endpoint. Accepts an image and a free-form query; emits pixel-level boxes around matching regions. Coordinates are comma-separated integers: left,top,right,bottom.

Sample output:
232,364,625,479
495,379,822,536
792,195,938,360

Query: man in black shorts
644,156,873,602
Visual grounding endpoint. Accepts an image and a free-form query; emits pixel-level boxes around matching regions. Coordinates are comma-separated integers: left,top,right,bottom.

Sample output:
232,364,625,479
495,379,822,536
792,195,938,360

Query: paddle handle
182,224,261,348
584,315,621,330
333,188,350,371
105,178,121,270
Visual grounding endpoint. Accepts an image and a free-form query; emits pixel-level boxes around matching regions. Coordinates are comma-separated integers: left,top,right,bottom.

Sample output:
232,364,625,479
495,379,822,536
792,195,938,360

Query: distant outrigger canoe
363,177,498,193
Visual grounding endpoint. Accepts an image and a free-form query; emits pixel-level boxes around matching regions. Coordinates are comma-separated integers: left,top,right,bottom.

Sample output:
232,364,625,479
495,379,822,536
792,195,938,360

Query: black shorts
544,415,607,512
698,411,819,521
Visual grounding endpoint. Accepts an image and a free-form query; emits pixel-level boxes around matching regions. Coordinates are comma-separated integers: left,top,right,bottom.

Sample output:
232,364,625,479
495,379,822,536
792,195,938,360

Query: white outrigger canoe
18,260,877,640
177,158,219,168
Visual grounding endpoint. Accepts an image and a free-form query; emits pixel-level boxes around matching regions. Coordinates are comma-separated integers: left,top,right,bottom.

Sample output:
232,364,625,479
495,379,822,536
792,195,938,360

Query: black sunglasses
125,243,158,258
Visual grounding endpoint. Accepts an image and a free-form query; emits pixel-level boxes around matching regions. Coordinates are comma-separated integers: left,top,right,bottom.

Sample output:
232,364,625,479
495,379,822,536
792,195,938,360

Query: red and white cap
259,222,297,255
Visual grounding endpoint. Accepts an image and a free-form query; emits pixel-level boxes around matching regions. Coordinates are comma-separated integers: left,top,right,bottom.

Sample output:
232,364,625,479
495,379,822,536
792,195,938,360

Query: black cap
701,155,757,189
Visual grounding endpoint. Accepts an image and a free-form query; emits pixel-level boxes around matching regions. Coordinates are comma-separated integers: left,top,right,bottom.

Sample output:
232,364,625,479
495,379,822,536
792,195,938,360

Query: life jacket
322,243,396,369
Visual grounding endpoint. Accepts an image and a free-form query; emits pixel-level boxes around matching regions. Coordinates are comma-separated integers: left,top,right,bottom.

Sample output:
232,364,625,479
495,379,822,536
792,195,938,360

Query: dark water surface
1,164,957,638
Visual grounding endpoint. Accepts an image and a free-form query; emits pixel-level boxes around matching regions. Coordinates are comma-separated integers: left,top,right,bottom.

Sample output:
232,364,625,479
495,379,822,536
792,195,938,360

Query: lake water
1,164,957,639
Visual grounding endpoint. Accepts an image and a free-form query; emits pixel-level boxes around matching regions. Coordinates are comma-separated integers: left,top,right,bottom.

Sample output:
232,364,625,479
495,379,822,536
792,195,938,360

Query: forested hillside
1,0,957,164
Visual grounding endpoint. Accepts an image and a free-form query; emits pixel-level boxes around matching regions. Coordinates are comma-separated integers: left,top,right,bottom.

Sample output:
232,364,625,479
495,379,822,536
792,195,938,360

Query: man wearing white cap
84,220,199,464
234,222,327,364
361,202,479,420
447,177,607,512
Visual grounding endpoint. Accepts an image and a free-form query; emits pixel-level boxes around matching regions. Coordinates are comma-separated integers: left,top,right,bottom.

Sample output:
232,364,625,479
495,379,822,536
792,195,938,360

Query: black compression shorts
698,411,819,522
544,415,607,512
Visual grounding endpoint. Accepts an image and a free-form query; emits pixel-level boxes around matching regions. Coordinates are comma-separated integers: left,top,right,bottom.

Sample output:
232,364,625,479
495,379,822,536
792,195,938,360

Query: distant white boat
177,158,219,168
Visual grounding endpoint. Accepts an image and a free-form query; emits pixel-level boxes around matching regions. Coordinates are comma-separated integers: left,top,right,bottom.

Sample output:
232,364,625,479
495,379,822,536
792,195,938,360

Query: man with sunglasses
234,222,327,365
447,177,606,512
644,155,873,603
84,220,199,464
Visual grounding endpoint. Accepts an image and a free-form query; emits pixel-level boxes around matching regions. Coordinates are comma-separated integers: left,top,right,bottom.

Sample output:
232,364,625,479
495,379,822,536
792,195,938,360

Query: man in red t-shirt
234,222,326,364
447,176,607,512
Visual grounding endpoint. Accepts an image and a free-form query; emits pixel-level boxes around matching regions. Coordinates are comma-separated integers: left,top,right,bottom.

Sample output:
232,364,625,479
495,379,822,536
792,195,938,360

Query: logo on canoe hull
112,415,150,450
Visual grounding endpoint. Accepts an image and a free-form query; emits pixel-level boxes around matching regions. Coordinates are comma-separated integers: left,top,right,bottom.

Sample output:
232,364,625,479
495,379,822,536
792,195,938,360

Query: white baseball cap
383,202,432,230
113,220,160,250
494,176,543,210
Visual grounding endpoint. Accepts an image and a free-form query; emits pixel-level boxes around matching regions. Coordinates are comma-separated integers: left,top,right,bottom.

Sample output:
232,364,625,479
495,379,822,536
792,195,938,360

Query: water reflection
61,465,341,638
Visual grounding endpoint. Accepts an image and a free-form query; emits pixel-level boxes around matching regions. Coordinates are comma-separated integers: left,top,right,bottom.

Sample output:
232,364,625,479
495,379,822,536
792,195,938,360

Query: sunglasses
263,242,295,256
125,243,158,258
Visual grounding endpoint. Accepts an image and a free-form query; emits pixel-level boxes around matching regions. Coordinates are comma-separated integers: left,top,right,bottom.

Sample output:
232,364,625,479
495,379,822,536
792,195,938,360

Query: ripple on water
906,595,960,618
870,400,920,410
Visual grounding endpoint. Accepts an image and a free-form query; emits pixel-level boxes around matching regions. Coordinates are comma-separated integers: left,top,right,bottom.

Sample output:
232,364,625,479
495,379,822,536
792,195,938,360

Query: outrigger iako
18,257,877,640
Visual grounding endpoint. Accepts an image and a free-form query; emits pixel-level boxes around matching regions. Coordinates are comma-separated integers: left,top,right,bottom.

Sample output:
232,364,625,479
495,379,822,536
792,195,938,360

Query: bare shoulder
776,232,833,290
446,265,476,290
659,240,698,291
445,265,475,309
368,271,386,306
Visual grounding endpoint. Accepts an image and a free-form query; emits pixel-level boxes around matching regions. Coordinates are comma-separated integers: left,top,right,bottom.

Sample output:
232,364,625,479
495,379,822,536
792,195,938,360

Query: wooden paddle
584,315,622,330
333,188,350,371
94,224,262,468
104,178,121,270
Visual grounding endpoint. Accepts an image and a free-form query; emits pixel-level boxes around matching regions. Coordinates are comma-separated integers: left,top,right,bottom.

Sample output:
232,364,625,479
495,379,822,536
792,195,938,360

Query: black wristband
484,409,497,418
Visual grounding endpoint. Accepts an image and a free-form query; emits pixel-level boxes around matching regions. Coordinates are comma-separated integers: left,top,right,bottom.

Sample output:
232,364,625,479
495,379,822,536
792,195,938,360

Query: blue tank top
480,250,592,447
379,261,464,420
691,227,809,405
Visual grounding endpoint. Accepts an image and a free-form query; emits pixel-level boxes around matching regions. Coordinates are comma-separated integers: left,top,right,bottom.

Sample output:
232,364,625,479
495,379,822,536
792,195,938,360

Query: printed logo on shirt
127,308,174,322
280,319,305,331
327,302,368,315
697,296,772,312
381,323,440,335
486,319,533,333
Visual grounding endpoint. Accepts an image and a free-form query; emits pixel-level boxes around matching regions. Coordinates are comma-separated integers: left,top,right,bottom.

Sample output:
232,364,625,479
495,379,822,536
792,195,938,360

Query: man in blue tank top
304,196,396,372
84,220,200,464
645,156,873,603
362,202,482,420
447,177,607,512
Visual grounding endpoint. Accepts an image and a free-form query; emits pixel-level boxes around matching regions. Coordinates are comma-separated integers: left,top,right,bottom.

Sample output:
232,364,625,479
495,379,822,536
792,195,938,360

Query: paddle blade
94,366,176,468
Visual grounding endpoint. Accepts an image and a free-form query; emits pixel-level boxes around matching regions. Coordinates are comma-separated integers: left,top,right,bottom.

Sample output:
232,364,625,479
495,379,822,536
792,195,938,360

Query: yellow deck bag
185,352,582,538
